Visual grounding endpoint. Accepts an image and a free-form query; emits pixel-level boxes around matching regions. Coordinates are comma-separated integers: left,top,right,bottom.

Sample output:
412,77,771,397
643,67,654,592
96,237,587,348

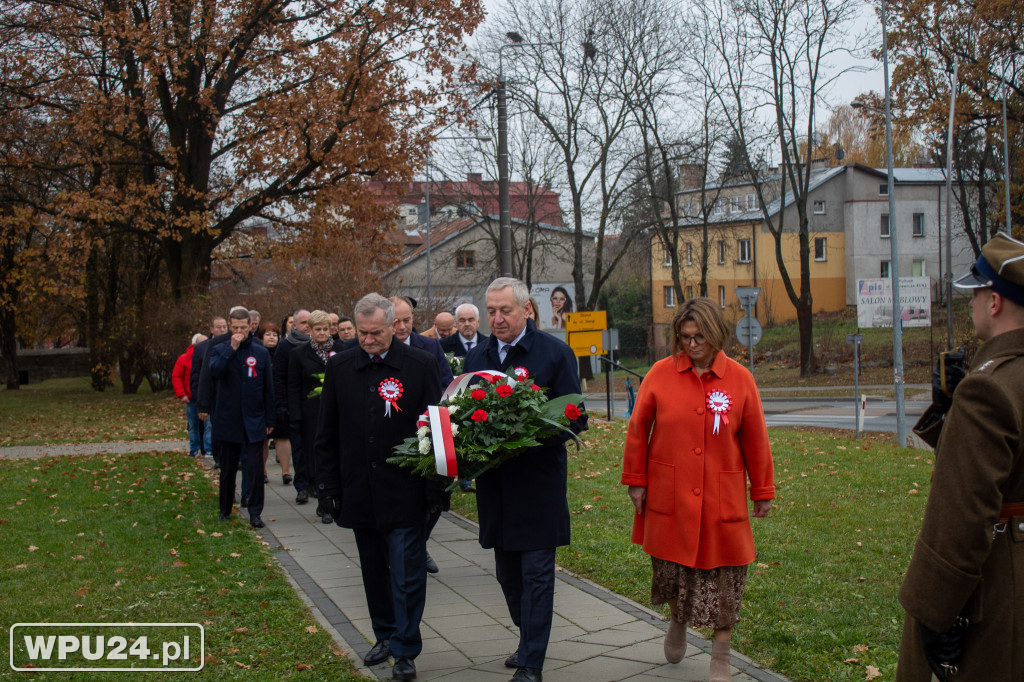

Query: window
879,183,889,196
814,237,827,261
913,213,925,237
714,200,725,215
717,240,726,265
880,260,890,278
686,285,694,299
663,248,673,267
686,242,693,265
729,196,743,212
664,286,676,308
456,250,475,269
813,200,826,214
913,259,926,277
880,214,890,238
737,239,751,264
719,286,726,309
746,193,757,210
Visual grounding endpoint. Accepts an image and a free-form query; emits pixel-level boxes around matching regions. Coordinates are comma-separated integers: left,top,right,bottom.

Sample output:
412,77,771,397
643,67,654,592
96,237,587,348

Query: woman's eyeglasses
680,334,706,346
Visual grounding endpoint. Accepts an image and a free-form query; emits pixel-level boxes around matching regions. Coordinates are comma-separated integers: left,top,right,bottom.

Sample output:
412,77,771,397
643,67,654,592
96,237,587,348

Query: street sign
566,311,607,332
735,286,761,311
735,317,763,346
569,330,604,357
846,334,863,345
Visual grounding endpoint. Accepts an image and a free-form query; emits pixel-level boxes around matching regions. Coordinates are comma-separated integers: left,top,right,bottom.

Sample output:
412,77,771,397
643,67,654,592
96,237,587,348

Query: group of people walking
166,231,1024,682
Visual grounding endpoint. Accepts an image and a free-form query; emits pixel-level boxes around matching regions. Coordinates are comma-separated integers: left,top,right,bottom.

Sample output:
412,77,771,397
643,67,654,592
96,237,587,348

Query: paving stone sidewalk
0,440,788,682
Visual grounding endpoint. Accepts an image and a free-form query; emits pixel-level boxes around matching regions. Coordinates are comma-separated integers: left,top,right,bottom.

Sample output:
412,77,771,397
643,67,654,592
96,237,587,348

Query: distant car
901,307,928,321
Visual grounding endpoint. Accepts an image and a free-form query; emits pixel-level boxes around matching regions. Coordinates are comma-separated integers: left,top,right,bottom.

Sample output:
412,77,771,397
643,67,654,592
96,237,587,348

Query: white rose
417,426,430,438
450,424,459,436
418,438,431,454
447,404,458,416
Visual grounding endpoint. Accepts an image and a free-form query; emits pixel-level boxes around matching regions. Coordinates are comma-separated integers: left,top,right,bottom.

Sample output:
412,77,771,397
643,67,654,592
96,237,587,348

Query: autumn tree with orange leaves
0,0,482,389
887,0,1024,250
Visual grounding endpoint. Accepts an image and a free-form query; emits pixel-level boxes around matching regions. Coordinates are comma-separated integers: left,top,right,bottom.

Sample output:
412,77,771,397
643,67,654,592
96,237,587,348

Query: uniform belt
997,502,1024,524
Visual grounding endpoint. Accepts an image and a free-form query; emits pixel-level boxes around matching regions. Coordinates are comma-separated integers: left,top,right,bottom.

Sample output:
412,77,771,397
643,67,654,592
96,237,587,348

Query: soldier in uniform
897,233,1024,681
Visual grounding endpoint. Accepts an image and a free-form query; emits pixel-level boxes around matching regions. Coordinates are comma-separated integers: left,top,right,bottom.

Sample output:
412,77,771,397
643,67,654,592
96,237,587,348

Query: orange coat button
697,407,705,415
694,448,702,455
693,488,701,495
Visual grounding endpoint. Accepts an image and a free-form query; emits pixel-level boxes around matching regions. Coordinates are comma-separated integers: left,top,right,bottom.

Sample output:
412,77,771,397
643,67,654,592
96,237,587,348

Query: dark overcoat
287,340,345,453
897,328,1024,681
440,333,477,358
207,336,275,444
193,332,230,414
410,331,454,390
463,319,587,551
313,338,441,530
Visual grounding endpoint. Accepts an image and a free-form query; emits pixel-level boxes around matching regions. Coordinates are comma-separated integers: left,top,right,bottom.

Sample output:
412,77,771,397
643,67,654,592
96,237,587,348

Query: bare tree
694,0,865,376
481,0,642,314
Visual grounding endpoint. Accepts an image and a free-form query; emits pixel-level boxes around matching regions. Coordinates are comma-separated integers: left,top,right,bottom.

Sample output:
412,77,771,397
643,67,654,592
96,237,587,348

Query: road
584,392,930,434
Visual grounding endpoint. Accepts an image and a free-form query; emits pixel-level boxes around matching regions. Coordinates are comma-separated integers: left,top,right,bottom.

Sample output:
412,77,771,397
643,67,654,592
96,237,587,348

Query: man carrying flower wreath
313,293,444,681
463,277,588,682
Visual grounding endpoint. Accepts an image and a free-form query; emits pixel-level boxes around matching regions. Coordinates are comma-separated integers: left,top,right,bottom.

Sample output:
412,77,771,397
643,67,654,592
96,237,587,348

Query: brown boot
710,639,732,681
663,617,686,663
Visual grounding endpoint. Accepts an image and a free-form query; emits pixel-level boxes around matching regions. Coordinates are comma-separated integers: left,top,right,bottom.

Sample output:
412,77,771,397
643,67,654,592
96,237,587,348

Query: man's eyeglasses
680,334,706,346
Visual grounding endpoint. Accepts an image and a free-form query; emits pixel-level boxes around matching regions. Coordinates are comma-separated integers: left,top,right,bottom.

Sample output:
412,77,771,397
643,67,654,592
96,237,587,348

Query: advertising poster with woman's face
530,283,575,330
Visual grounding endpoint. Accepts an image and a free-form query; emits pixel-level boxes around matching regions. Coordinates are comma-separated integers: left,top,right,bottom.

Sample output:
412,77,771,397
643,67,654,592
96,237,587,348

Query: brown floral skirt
650,557,748,629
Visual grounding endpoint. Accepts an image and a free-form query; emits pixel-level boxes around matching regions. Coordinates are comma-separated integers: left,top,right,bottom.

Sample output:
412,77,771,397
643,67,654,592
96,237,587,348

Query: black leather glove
919,618,968,681
425,480,452,514
930,363,966,416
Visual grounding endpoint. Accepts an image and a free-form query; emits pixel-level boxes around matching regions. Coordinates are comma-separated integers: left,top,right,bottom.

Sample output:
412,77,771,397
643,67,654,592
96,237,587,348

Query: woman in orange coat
621,297,774,681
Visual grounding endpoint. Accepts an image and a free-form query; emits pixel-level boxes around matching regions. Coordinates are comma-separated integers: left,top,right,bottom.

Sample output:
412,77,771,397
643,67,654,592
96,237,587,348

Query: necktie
500,343,512,363
371,355,382,363
466,340,473,352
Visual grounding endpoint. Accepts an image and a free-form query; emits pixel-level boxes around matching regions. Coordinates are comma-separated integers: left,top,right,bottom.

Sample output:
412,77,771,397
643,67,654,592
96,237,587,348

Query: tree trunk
1,306,19,390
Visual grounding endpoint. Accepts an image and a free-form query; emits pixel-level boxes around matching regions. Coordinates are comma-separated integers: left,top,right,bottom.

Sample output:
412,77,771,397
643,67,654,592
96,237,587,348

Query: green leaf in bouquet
539,393,585,420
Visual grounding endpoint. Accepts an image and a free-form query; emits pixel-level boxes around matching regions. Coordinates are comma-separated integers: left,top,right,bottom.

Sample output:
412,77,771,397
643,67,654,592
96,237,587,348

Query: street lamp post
496,33,554,278
423,135,491,310
852,0,907,446
1001,50,1024,236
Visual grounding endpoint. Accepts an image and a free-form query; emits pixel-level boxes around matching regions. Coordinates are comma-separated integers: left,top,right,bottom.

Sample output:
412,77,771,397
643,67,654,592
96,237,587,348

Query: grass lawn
0,451,365,680
0,377,185,446
452,421,928,682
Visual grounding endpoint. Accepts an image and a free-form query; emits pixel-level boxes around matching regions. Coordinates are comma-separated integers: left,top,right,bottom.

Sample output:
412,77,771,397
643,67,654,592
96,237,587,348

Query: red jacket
172,345,194,399
621,351,774,568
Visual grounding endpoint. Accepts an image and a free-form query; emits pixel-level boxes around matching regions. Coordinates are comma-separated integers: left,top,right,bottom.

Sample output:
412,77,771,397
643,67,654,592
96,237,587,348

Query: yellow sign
569,330,604,357
566,311,607,332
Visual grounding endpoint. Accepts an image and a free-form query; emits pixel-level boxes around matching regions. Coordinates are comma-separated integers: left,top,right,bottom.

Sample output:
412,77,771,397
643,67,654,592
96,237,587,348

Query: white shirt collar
499,326,528,354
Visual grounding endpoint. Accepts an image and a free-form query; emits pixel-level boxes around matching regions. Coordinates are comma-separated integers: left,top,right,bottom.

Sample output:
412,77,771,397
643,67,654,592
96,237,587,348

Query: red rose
531,384,542,391
564,404,581,420
471,409,489,422
471,389,487,400
487,374,501,384
496,384,513,397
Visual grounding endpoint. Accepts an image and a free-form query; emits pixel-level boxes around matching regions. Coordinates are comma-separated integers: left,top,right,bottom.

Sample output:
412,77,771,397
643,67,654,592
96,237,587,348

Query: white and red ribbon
245,356,257,378
428,405,458,477
706,390,732,435
442,370,517,400
378,377,404,417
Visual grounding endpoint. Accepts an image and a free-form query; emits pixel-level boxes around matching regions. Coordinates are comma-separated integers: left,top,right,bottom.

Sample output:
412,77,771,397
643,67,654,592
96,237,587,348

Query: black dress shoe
510,667,542,682
263,474,269,484
249,515,265,528
364,640,390,666
296,489,309,504
321,512,333,524
425,554,439,574
218,513,230,522
504,650,519,668
282,474,293,485
240,495,249,507
392,656,416,680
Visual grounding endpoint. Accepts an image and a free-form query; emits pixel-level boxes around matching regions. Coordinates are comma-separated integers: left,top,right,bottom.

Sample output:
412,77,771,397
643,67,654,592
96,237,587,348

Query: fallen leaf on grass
844,658,859,664
28,545,38,552
866,665,881,680
331,647,344,657
172,560,188,567
234,661,250,669
75,587,89,596
72,555,85,561
15,564,27,569
305,626,318,634
229,553,242,558
296,663,312,670
234,627,248,633
211,532,223,537
169,548,179,556
853,644,869,653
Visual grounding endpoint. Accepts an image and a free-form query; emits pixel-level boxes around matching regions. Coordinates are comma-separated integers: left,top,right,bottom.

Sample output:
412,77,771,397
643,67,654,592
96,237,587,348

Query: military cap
954,233,1024,306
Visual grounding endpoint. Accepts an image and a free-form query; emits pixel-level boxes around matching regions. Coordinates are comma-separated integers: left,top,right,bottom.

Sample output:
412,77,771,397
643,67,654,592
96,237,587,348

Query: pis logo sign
859,280,885,295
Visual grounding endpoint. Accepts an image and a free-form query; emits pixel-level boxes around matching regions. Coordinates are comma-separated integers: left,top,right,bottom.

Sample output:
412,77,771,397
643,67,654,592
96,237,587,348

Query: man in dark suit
440,303,482,358
207,308,275,528
273,309,311,504
191,316,228,461
315,294,442,681
463,277,587,682
390,296,454,388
